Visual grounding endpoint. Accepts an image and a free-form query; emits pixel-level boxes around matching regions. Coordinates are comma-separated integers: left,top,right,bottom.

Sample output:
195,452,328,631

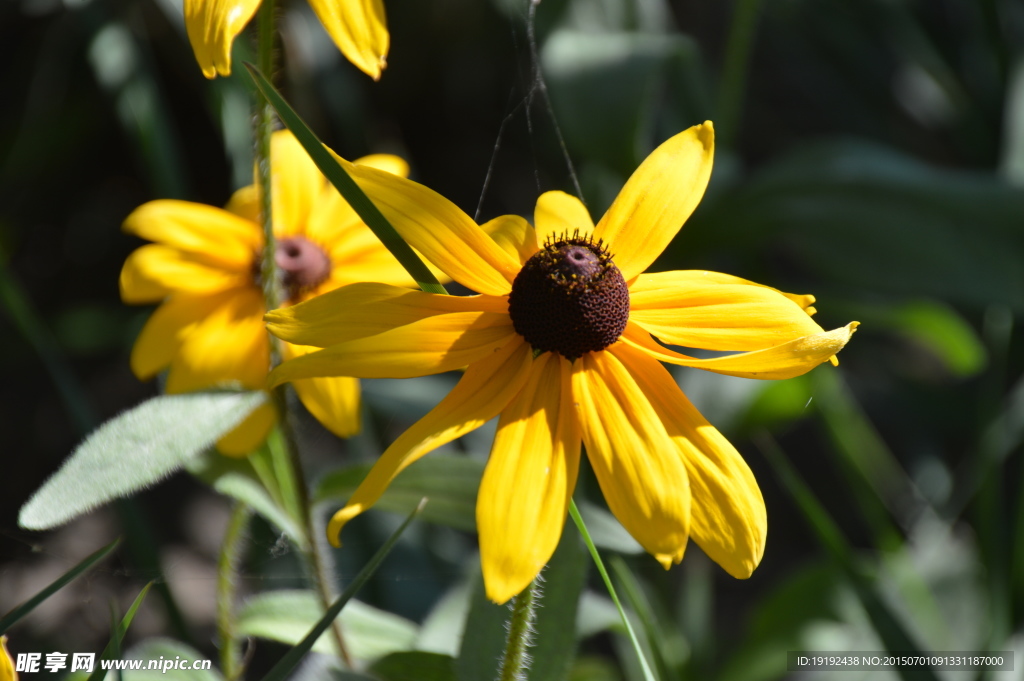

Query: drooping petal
572,350,690,568
120,244,249,303
535,190,594,244
123,200,261,270
627,270,824,351
611,343,766,578
272,130,327,238
267,312,516,384
184,0,262,78
594,123,714,280
266,282,507,347
329,152,521,294
165,287,270,393
327,336,533,545
130,292,230,380
483,214,539,266
216,401,277,457
622,321,860,380
307,0,388,80
479,352,580,604
285,342,361,438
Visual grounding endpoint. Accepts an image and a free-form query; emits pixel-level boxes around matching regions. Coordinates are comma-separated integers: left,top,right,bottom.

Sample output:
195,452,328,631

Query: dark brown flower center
275,236,331,300
507,233,629,360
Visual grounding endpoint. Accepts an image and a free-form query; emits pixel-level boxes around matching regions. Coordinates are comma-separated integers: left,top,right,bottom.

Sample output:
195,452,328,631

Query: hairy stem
496,578,539,681
216,502,251,681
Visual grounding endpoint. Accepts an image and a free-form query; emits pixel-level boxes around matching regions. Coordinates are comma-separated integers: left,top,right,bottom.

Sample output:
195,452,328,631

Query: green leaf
454,565,508,681
257,500,426,681
0,539,119,633
529,526,589,681
369,652,457,681
89,582,153,681
19,391,267,530
243,64,446,295
315,455,481,532
121,639,223,681
237,590,418,661
213,473,305,548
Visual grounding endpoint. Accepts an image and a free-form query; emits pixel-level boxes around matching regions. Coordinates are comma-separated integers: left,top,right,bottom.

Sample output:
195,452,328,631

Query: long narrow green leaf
756,433,941,681
0,539,120,633
89,582,154,681
243,63,446,296
258,499,428,681
568,500,658,681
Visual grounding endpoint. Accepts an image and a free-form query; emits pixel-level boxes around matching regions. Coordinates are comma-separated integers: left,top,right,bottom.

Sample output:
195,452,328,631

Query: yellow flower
121,130,415,455
265,121,859,603
0,636,15,681
185,0,388,79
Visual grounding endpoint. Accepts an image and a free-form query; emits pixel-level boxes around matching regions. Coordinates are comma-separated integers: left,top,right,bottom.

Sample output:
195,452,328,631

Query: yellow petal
329,151,521,294
286,342,361,438
216,401,277,456
622,321,860,380
594,122,714,280
1,636,16,681
269,129,327,238
307,0,388,80
184,0,261,78
120,244,248,303
266,282,506,347
225,184,259,223
268,312,516,384
130,293,228,380
165,287,270,393
611,343,766,578
123,200,261,270
354,153,409,177
572,350,690,567
628,270,824,351
479,353,580,604
535,190,594,244
483,214,539,266
327,336,533,544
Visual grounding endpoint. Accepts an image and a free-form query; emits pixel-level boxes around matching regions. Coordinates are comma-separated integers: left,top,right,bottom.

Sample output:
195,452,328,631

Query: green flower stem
568,500,657,681
496,578,538,681
251,2,351,666
716,0,764,150
216,502,251,681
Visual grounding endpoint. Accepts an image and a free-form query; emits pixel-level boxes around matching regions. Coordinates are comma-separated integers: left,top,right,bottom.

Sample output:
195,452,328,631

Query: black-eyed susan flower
185,0,387,79
265,121,859,603
121,130,415,455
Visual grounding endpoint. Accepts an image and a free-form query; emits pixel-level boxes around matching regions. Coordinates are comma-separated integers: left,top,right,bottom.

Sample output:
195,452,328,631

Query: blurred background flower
2,0,1024,678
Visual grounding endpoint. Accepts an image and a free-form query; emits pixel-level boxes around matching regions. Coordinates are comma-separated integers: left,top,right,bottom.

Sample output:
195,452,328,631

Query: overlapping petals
185,0,388,79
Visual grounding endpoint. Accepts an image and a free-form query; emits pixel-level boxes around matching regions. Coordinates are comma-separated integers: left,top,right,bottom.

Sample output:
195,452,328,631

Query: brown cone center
275,236,331,299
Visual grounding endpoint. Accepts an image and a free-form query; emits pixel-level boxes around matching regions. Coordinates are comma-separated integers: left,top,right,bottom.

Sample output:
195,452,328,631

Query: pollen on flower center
275,236,331,300
508,233,629,360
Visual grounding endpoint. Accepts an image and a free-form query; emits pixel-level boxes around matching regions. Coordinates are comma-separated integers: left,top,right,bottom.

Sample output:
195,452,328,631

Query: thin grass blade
88,581,154,681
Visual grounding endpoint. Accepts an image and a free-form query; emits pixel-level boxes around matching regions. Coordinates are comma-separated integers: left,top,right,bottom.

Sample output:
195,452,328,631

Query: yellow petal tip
327,504,364,548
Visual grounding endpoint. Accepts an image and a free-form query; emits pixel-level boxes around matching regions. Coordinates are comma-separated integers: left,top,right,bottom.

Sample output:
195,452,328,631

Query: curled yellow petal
479,353,580,604
572,350,690,567
307,0,388,80
611,343,766,578
184,0,261,78
594,122,714,280
622,321,860,380
628,270,824,351
327,336,533,545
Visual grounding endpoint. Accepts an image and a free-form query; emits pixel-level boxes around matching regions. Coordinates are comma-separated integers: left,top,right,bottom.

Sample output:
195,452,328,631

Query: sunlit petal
307,0,388,80
184,0,261,78
622,320,859,380
120,244,249,303
594,122,714,280
572,350,690,567
611,343,766,578
285,342,361,438
130,292,229,380
327,336,533,545
628,270,824,351
216,401,277,457
272,129,327,238
535,190,594,244
123,200,261,270
266,282,507,347
479,352,580,604
483,214,539,266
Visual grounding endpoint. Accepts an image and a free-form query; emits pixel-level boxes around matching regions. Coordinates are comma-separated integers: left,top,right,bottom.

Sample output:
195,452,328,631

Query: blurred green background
3,0,1024,679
